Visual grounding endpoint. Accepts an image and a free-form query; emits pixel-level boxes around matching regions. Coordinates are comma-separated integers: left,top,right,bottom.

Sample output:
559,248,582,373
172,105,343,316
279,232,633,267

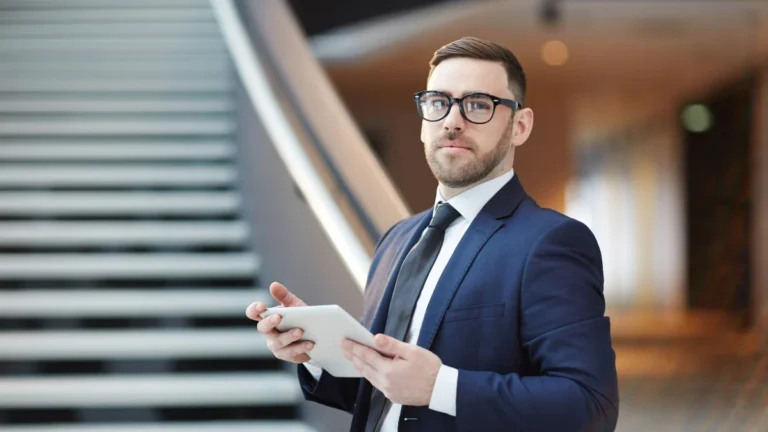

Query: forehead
427,57,511,97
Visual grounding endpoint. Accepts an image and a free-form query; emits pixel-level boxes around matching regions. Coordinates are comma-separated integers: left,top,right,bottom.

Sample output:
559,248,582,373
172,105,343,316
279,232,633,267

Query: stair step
0,421,317,432
0,0,210,9
0,289,268,317
0,141,234,161
0,9,216,24
1,58,231,73
0,118,234,136
0,253,259,279
0,164,236,187
0,59,228,76
0,38,225,54
0,372,301,407
0,78,230,92
0,191,239,215
0,22,220,38
0,329,270,360
0,97,233,113
0,221,248,247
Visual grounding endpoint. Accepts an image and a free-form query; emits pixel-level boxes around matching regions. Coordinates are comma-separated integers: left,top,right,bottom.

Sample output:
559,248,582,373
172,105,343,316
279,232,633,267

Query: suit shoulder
387,209,429,236
374,209,429,248
516,198,597,242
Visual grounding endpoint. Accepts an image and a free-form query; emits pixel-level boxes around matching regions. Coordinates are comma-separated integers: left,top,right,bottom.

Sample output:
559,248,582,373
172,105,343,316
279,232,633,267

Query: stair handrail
209,0,408,290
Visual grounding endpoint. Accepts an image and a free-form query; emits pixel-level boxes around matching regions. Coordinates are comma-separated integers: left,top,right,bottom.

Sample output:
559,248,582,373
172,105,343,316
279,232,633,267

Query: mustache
431,131,477,149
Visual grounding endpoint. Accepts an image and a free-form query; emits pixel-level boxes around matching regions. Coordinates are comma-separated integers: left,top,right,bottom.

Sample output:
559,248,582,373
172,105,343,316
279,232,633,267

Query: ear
511,108,534,147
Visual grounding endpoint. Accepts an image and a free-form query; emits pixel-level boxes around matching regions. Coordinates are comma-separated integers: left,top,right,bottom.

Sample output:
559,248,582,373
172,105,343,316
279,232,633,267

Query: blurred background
0,0,765,431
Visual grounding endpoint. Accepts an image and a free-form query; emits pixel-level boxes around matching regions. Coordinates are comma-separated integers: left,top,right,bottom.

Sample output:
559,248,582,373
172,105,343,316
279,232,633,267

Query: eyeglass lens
418,92,494,123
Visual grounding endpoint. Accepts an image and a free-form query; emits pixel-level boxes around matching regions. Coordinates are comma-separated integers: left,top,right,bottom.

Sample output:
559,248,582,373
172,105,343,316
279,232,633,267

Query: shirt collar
433,169,515,225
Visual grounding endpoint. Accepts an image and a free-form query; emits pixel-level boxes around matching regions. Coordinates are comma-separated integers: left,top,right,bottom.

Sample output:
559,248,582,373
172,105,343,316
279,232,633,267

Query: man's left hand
341,334,441,406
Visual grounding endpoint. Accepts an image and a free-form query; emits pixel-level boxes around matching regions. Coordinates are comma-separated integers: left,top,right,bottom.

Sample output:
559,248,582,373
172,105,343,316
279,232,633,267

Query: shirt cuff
428,364,458,416
302,359,323,381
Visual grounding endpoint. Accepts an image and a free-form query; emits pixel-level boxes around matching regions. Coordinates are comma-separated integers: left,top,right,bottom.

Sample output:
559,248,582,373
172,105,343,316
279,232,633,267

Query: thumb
374,334,409,358
270,282,306,307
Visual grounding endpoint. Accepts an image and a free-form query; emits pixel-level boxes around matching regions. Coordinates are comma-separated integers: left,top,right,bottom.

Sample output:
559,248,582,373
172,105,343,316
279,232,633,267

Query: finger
293,340,315,357
245,302,266,321
340,338,357,354
276,340,314,359
350,354,383,389
374,334,410,359
349,342,387,372
273,328,305,350
270,282,306,307
342,343,382,388
257,313,281,334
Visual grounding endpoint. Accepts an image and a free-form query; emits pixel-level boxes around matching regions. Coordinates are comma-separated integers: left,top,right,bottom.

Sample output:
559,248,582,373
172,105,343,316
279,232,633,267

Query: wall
514,78,571,212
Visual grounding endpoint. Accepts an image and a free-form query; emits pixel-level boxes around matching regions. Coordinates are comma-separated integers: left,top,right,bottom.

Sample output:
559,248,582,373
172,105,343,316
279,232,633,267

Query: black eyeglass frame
413,90,522,125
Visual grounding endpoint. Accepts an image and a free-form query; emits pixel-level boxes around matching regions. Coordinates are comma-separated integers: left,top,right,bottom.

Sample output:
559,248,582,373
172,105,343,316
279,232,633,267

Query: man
247,37,619,431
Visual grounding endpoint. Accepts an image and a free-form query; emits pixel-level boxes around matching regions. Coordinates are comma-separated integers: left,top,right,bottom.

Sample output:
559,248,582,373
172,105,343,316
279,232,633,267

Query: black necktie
365,202,461,432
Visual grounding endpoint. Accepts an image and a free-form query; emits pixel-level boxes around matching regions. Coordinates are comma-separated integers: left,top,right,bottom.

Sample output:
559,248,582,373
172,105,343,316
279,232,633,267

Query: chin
435,168,471,186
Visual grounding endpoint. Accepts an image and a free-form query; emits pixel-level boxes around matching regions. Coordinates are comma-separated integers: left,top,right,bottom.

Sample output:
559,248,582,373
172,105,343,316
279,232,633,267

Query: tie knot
430,202,460,231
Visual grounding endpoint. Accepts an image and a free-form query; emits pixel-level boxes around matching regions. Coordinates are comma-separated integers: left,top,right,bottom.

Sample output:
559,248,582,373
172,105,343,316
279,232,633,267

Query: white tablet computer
261,304,377,378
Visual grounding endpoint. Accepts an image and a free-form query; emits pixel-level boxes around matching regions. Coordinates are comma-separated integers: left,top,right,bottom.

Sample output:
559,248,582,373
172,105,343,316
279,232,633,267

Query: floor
610,310,768,431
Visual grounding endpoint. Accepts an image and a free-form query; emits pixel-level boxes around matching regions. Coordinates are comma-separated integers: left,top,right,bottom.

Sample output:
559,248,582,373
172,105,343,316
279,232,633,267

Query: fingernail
305,342,313,350
293,329,302,337
272,315,279,323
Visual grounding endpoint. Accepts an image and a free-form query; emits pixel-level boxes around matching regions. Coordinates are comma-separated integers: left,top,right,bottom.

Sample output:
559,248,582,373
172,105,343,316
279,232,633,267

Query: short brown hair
429,36,527,106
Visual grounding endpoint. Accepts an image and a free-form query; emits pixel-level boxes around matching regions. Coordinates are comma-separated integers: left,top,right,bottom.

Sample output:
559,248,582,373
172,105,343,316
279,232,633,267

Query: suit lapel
416,212,503,349
416,175,528,349
367,212,431,334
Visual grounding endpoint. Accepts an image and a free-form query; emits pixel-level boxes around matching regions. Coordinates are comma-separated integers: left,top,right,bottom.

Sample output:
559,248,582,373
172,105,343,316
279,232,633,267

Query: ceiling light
542,40,568,66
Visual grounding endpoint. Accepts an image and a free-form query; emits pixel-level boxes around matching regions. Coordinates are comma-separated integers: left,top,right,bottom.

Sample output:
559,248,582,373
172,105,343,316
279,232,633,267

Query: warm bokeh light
541,40,569,66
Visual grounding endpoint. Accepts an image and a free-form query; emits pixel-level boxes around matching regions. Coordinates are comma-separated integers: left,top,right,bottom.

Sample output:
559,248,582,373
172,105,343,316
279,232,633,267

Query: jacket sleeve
297,366,361,414
455,218,620,432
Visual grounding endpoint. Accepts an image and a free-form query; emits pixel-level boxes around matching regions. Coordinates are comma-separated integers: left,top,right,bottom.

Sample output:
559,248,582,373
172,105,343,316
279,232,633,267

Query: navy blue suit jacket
298,175,619,431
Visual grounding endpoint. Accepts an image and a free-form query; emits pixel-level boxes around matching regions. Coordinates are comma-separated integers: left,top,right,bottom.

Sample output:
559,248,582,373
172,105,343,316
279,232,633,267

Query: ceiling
309,0,768,99
287,0,456,36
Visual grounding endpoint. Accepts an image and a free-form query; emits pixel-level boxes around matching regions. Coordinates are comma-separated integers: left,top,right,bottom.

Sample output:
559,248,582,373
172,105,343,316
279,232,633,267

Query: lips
438,143,472,150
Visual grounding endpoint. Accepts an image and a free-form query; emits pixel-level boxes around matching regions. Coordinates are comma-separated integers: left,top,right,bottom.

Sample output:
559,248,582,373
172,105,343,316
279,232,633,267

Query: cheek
422,123,441,145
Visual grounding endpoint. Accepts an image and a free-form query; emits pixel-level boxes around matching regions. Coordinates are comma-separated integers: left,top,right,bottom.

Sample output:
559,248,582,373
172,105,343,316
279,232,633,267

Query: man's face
421,57,518,189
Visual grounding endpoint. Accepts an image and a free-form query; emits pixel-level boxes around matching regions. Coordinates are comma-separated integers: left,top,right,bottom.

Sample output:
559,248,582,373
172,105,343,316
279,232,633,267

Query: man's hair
428,36,527,106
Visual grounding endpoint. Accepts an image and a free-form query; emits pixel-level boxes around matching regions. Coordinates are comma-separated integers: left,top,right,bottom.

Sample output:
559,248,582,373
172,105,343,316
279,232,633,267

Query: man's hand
341,334,442,406
246,282,314,363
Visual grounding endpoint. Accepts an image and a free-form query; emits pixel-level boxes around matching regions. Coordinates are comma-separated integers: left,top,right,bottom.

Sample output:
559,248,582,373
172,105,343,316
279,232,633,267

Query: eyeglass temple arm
496,98,522,110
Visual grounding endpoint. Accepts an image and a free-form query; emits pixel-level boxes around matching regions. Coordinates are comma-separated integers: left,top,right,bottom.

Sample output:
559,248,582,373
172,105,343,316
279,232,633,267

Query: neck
438,166,513,200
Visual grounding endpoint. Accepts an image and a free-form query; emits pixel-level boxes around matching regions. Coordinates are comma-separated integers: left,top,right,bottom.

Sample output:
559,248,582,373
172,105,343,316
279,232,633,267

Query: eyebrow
432,89,487,97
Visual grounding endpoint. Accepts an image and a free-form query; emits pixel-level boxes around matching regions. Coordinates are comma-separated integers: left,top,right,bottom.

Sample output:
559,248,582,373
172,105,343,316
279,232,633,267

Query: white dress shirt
304,169,515,430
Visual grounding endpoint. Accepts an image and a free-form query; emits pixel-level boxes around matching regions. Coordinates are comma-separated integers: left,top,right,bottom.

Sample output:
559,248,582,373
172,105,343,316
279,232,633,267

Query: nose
442,100,465,132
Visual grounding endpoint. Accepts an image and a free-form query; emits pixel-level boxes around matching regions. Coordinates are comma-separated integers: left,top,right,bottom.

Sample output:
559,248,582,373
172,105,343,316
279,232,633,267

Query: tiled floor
610,310,768,431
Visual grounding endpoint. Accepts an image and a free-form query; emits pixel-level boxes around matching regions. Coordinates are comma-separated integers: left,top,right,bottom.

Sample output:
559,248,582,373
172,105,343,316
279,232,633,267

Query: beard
425,121,514,189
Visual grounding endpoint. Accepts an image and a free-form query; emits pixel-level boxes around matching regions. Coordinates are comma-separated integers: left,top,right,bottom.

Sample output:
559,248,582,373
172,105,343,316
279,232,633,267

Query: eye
467,102,490,111
463,95,493,112
430,100,447,109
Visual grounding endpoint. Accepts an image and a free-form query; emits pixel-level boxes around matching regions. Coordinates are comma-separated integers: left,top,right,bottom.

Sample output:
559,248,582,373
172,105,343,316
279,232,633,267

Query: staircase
0,1,312,430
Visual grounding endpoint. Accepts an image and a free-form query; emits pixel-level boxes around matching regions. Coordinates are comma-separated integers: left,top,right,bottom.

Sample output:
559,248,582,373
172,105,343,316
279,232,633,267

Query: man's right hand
246,282,315,363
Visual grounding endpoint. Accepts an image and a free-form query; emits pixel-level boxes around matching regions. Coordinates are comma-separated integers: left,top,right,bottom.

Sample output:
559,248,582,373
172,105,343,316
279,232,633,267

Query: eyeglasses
414,90,522,125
